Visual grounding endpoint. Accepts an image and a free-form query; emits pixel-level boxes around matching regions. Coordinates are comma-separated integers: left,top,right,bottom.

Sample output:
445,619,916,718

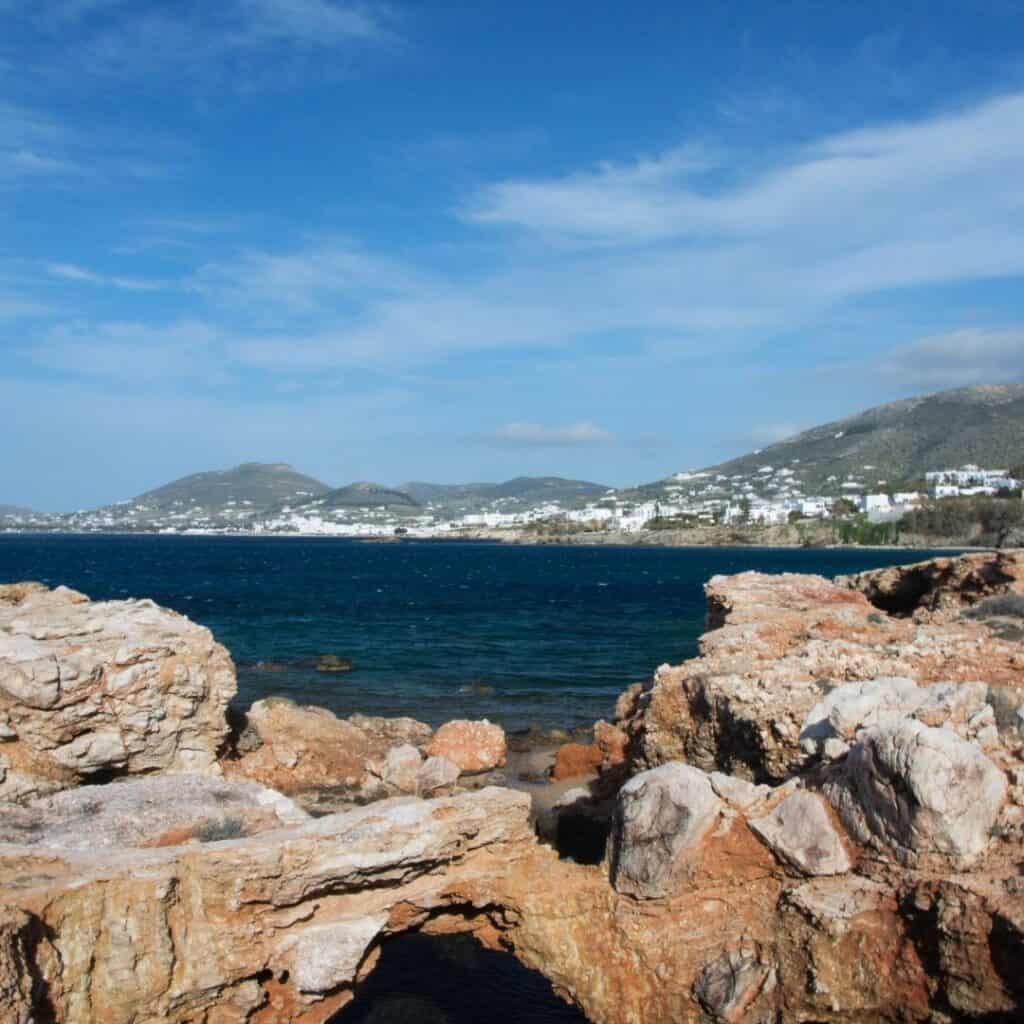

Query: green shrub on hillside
902,497,1022,544
831,514,899,545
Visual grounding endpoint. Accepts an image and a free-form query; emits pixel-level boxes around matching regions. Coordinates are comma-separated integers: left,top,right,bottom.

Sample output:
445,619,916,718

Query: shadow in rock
329,932,591,1024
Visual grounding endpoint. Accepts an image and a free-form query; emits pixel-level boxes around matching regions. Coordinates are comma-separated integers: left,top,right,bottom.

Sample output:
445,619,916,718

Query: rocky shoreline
2,550,1023,1022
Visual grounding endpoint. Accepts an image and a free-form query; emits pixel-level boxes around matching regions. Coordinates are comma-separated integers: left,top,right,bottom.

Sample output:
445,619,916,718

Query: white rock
799,678,920,759
749,791,851,876
825,720,1007,867
416,755,460,797
709,771,769,809
279,914,387,993
382,744,423,795
609,763,721,898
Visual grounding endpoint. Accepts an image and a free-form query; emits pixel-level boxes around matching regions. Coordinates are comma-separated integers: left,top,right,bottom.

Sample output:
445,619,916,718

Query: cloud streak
482,422,615,448
5,0,395,86
47,262,167,292
879,327,1024,388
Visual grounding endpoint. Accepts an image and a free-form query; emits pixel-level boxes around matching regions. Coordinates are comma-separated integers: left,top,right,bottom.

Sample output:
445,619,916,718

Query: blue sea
0,535,951,734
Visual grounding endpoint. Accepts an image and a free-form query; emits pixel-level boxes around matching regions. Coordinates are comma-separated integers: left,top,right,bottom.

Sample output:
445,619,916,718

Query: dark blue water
0,535,951,732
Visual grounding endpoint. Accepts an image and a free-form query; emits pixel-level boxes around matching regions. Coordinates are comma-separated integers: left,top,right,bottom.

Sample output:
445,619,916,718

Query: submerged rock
316,653,354,673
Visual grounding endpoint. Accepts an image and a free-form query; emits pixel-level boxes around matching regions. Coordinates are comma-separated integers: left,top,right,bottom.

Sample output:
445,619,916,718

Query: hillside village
2,462,1020,539
4,386,1023,540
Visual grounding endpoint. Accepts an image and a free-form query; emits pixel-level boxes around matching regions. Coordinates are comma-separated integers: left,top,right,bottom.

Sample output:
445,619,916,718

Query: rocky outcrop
840,549,1024,620
1,555,1023,1024
612,551,1024,783
223,697,439,810
0,774,308,850
0,786,538,1024
0,583,235,802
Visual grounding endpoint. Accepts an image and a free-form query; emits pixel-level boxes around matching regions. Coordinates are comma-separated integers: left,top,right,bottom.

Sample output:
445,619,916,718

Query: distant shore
1,526,992,551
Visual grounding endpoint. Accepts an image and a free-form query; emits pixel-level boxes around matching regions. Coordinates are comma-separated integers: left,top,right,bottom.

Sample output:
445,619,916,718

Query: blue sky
2,0,1024,510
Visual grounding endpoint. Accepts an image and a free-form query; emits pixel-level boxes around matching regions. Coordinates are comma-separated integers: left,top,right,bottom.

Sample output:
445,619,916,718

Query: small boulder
749,790,851,876
381,744,422,795
348,713,433,751
825,719,1008,868
608,762,722,898
551,742,603,781
416,755,461,797
426,719,506,774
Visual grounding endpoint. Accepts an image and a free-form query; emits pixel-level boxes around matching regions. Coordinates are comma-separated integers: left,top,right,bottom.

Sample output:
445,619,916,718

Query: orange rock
551,742,602,781
427,719,506,773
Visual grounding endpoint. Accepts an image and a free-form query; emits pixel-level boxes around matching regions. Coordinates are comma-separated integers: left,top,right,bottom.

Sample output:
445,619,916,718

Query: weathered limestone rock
0,786,537,1024
276,914,387,995
426,719,506,774
709,771,770,809
826,720,1008,868
748,790,852,876
223,698,435,809
612,553,1024,783
379,743,423,795
800,678,998,760
839,550,1024,621
416,755,461,797
348,713,433,749
0,583,235,802
608,762,722,898
0,774,307,850
2,558,1023,1024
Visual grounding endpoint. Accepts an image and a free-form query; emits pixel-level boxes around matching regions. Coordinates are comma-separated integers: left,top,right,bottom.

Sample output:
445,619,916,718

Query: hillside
668,385,1024,495
298,482,420,511
402,476,609,508
0,504,36,517
135,463,331,511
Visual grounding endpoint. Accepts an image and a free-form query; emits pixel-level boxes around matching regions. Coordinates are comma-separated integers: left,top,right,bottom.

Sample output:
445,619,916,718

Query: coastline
0,526,991,552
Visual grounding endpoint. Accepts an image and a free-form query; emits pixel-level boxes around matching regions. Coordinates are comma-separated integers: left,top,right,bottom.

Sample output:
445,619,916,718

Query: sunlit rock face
611,551,1024,785
0,582,236,802
1,553,1023,1023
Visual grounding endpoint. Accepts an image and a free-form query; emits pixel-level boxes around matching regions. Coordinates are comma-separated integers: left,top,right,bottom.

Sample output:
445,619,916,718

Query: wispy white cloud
469,92,1024,254
7,1,395,85
235,0,385,45
879,327,1024,387
0,293,53,321
30,319,219,380
483,422,614,447
46,262,167,292
18,92,1024,396
191,240,417,314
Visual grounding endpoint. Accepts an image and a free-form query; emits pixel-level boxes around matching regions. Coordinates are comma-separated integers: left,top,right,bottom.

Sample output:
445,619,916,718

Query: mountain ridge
661,384,1024,495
